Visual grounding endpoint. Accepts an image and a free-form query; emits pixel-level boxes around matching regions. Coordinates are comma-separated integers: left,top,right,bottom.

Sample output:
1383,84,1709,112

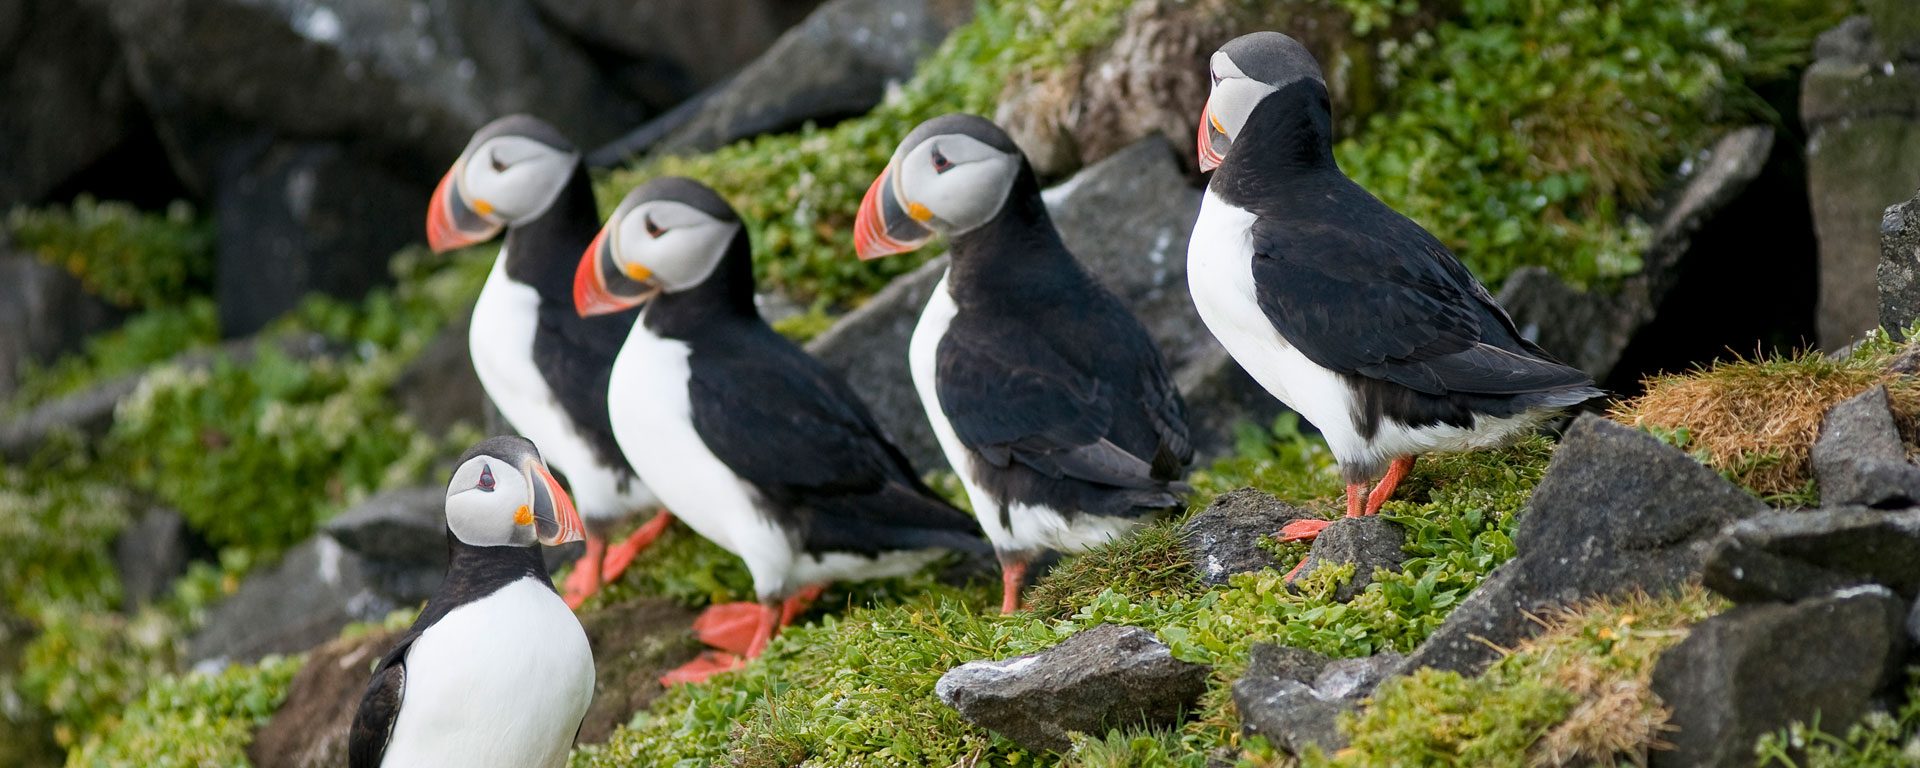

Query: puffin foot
1277,518,1332,543
1364,457,1415,516
1283,555,1312,582
659,651,744,686
1000,559,1029,614
562,536,607,610
694,602,767,656
601,510,674,584
778,585,825,627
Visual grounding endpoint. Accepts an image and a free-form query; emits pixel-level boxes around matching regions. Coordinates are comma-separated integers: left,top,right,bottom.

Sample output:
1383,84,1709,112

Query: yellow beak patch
624,262,653,282
514,505,533,526
1208,111,1226,136
472,198,496,217
906,202,934,223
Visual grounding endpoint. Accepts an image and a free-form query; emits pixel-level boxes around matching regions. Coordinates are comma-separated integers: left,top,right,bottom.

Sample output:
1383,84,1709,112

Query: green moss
9,299,220,411
63,654,301,768
1757,671,1920,767
6,197,213,310
1188,413,1345,511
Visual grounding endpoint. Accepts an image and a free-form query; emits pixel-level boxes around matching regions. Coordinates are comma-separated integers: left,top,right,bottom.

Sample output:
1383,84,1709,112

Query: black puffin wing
347,635,416,768
935,324,1164,489
1249,215,1591,395
689,345,902,497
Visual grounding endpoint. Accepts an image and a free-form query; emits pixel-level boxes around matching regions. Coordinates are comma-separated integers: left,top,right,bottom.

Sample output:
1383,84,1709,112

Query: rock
1813,385,1920,507
0,246,124,402
1233,646,1404,755
1182,489,1313,585
96,0,647,193
324,487,448,566
811,135,1275,470
213,140,427,336
392,310,487,436
1704,507,1920,603
1880,187,1920,335
1650,586,1906,768
936,624,1210,752
1803,11,1920,348
653,0,973,154
189,537,397,664
1501,126,1783,382
531,0,820,104
249,629,395,768
1295,516,1406,602
114,505,190,609
575,598,704,743
0,1,137,209
1908,598,1920,647
1402,415,1767,675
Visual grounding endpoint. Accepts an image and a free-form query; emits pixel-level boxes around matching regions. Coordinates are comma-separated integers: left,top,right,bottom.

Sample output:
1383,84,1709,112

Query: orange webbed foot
1276,518,1333,544
659,651,745,686
694,602,768,656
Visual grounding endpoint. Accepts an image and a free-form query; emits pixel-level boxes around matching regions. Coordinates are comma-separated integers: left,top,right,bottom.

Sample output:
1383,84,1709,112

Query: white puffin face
444,453,538,548
455,135,579,226
604,200,740,294
1204,51,1279,145
890,133,1021,236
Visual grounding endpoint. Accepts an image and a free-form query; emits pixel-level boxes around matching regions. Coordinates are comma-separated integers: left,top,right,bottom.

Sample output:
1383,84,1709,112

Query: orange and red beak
525,457,586,546
1196,96,1229,172
426,161,504,252
853,163,934,260
573,222,654,317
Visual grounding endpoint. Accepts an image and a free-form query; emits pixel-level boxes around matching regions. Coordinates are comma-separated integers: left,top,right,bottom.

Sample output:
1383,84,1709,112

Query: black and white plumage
348,436,593,768
428,115,668,606
1188,32,1602,529
574,177,987,668
853,114,1193,612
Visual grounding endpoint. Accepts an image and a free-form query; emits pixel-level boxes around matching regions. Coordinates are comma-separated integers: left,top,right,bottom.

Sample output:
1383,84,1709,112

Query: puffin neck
443,532,552,592
642,228,761,338
503,160,601,303
944,166,1075,306
1212,79,1340,196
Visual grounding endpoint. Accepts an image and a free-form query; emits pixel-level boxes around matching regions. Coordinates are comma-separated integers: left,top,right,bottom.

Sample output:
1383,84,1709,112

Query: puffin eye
644,214,665,238
930,147,953,174
477,464,495,492
488,150,509,173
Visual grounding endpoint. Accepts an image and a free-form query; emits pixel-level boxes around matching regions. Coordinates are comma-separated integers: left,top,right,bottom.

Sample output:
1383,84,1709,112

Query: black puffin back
500,164,640,486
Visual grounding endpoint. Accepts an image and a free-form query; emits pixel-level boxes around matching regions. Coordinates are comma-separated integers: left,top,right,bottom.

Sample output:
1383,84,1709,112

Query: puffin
1187,32,1602,562
348,435,594,768
573,177,990,683
427,114,674,607
852,114,1194,613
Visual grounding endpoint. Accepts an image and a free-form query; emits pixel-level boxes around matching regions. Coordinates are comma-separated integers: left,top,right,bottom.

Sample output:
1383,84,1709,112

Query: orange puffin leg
693,601,768,656
659,651,745,686
1276,483,1365,582
1364,457,1415,516
600,510,674,584
1000,559,1029,614
561,536,606,610
744,601,781,658
778,585,826,627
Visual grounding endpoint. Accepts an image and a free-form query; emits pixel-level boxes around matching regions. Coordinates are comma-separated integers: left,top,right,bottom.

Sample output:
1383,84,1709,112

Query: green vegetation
63,654,301,768
7,299,220,410
1757,672,1920,767
6,197,214,309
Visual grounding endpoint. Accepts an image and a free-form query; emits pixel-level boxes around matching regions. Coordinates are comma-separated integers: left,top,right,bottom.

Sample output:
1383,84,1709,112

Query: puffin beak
426,162,504,252
1196,97,1228,172
853,163,934,260
525,457,585,546
574,225,660,317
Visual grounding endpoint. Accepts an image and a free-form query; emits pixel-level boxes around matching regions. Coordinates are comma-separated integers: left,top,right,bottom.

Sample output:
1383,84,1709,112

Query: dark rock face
936,624,1210,752
810,135,1275,469
1182,489,1311,585
1402,415,1767,675
249,628,396,768
531,0,820,103
188,537,396,664
652,0,973,154
323,487,448,566
1705,507,1920,603
392,310,487,437
0,1,136,209
0,246,124,402
1233,644,1403,755
213,140,427,336
114,506,190,609
1296,516,1406,603
1812,385,1920,507
1881,186,1920,335
1803,8,1920,348
1500,126,1782,383
1651,586,1907,768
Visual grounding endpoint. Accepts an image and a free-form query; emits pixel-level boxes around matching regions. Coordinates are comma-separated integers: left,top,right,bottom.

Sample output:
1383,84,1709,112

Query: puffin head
573,177,743,317
444,436,586,548
853,113,1024,260
1197,32,1325,171
427,115,581,252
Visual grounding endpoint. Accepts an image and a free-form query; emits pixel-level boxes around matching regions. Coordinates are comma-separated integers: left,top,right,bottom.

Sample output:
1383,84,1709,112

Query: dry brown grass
1610,339,1920,498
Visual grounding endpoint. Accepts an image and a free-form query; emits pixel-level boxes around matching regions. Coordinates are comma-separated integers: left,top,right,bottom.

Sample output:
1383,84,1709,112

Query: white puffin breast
379,577,594,768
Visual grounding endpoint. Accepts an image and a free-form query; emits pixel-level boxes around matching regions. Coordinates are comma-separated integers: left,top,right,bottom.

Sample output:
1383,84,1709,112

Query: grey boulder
1181,489,1312,586
1232,644,1404,755
1811,384,1920,507
1294,516,1406,603
1704,507,1920,603
1881,185,1920,336
0,244,123,402
936,624,1209,752
188,536,397,664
